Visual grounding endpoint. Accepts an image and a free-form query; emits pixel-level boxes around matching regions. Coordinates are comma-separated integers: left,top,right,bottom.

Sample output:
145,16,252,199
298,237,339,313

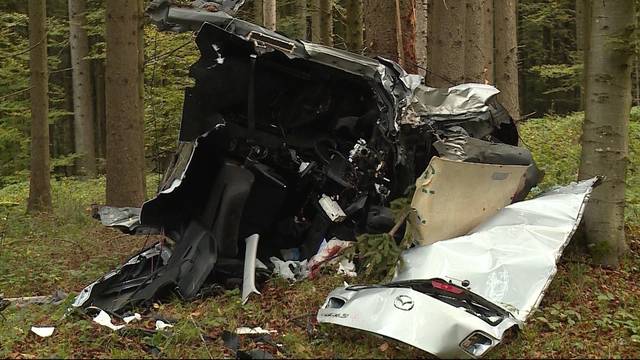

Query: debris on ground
29,326,55,338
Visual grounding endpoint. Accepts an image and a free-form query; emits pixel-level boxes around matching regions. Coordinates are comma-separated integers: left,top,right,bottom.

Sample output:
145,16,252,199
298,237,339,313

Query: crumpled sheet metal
395,178,598,322
317,286,520,359
409,83,500,116
408,157,528,246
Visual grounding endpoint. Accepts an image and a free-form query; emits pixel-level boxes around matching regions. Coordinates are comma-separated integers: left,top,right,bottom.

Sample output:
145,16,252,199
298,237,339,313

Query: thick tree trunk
254,0,264,26
465,0,493,83
105,0,146,207
578,0,634,267
27,0,52,213
345,0,363,52
263,0,277,31
426,0,465,87
318,0,333,46
69,0,97,178
494,0,520,119
363,0,401,62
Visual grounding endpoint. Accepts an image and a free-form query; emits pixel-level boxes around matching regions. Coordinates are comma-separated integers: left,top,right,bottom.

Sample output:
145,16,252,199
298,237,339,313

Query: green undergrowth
0,113,639,358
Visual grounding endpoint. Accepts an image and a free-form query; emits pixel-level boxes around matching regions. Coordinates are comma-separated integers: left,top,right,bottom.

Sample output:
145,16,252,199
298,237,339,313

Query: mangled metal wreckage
74,1,597,357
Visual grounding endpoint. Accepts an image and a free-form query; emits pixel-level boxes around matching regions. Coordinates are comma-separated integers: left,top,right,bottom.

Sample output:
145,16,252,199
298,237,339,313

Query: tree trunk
263,0,277,31
345,0,363,52
137,0,146,197
494,0,520,119
578,0,634,267
254,0,264,26
27,0,52,213
576,0,589,109
465,0,493,83
426,0,465,87
363,0,401,61
105,0,146,207
69,0,97,178
292,0,307,40
400,0,417,73
415,0,428,76
318,0,333,46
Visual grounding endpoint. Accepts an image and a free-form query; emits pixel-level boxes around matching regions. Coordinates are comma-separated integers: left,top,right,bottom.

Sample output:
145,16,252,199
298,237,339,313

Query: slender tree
318,0,333,46
426,0,465,87
105,0,146,207
345,0,363,52
465,0,493,83
578,0,635,267
264,0,276,31
292,0,307,40
27,0,52,213
68,0,97,177
494,0,520,118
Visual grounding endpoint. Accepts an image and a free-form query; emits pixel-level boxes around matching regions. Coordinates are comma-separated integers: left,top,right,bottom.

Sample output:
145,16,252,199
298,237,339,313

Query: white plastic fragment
30,326,55,338
93,310,125,331
235,326,277,335
123,313,142,324
155,320,174,331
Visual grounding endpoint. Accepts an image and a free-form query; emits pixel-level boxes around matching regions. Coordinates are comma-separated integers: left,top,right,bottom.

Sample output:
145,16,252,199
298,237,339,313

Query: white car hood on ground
318,178,597,357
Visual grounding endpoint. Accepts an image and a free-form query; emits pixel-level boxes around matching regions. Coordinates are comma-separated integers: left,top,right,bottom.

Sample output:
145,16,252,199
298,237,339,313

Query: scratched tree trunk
27,0,52,213
363,0,401,62
494,0,520,119
578,0,634,268
69,0,97,178
263,0,277,31
105,0,146,207
426,0,465,87
464,0,493,83
400,0,417,73
346,0,363,52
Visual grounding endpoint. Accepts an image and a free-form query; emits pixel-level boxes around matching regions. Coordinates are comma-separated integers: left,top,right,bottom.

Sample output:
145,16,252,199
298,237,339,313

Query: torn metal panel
318,281,520,358
409,84,500,116
395,178,598,321
408,157,529,246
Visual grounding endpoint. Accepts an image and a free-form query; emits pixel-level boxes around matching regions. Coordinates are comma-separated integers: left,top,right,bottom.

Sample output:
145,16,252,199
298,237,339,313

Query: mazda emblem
394,295,414,311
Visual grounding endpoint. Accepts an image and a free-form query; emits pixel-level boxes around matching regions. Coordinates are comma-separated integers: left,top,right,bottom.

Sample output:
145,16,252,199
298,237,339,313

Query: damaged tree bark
426,0,465,87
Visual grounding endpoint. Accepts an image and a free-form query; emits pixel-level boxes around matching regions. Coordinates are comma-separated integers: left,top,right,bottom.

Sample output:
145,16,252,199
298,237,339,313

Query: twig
0,87,33,100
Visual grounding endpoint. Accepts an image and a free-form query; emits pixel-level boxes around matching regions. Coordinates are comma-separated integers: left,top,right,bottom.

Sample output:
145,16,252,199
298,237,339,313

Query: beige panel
409,157,528,246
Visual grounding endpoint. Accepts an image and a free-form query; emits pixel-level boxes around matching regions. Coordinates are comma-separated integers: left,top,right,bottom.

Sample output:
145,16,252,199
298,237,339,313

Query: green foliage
519,0,581,115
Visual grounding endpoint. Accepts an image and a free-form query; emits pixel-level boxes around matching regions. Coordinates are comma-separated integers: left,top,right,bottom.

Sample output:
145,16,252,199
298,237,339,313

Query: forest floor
1,112,639,358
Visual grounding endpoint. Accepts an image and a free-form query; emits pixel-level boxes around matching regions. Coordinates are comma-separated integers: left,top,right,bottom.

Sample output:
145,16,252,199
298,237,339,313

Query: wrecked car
69,0,581,357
